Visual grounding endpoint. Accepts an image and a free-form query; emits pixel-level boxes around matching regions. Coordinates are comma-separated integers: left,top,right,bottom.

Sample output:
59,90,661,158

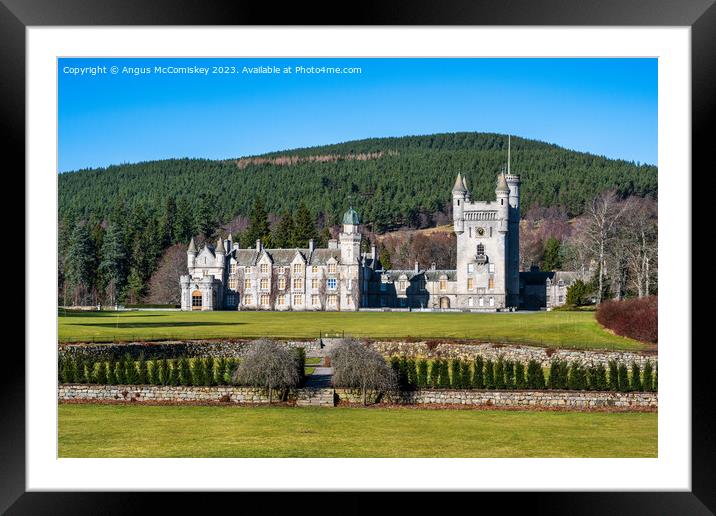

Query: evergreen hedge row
379,356,658,392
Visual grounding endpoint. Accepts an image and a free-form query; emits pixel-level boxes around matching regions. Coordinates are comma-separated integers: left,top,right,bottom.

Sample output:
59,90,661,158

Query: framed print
5,0,713,512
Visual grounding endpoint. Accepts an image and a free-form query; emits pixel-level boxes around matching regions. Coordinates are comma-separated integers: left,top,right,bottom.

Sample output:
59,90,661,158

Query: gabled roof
308,248,341,265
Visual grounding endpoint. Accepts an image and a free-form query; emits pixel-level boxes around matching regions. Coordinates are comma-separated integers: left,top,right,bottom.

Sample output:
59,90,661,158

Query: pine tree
195,194,217,239
461,361,472,390
64,222,96,305
472,356,485,389
293,203,318,247
417,359,429,388
504,360,515,389
643,361,654,393
608,360,619,391
407,359,418,389
439,360,451,388
137,353,148,384
514,362,526,389
147,360,157,385
526,360,545,389
114,360,125,385
595,363,608,391
430,360,441,388
158,196,177,246
548,359,561,389
484,359,495,389
541,237,562,271
167,359,178,386
95,361,108,384
173,197,194,244
450,359,462,388
618,363,630,392
630,362,642,392
156,359,167,385
568,363,587,390
106,359,116,384
241,197,271,248
98,223,128,305
124,353,138,384
494,358,506,389
178,357,191,386
272,211,296,248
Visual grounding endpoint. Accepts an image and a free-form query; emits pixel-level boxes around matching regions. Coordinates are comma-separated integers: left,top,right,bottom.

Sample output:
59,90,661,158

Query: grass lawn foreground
58,310,646,351
58,404,657,458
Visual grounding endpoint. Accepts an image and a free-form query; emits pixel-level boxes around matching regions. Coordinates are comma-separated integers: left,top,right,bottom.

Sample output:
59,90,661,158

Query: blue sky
58,58,657,172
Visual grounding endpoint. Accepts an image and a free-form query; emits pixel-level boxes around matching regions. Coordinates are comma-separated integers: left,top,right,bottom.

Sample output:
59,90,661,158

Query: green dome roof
342,207,361,225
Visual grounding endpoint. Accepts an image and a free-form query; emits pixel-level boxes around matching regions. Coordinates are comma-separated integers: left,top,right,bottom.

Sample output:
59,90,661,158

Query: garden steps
295,387,335,407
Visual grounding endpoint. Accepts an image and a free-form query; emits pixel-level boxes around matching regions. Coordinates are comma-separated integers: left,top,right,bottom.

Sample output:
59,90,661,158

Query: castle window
312,278,319,289
191,291,202,308
228,277,237,290
399,280,407,291
347,279,352,290
488,263,495,273
328,294,338,305
489,297,495,307
293,294,303,305
468,297,474,307
226,293,237,307
293,263,304,275
293,278,303,290
230,263,237,275
467,278,474,290
439,279,447,291
467,263,474,274
312,294,320,306
327,278,337,290
278,277,286,290
328,263,337,274
260,294,270,306
260,278,269,290
278,266,285,275
479,297,484,307
260,263,269,274
244,294,253,305
469,227,472,238
277,294,286,305
488,277,495,290
244,279,251,290
476,243,485,256
312,265,319,274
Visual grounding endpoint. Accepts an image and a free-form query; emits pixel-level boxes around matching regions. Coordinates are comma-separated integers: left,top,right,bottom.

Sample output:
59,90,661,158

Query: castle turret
340,207,362,264
187,237,197,269
452,173,466,234
215,236,225,265
496,171,510,233
504,136,521,307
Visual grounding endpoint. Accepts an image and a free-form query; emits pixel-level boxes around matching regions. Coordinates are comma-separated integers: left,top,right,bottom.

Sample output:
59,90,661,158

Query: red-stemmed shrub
596,296,657,344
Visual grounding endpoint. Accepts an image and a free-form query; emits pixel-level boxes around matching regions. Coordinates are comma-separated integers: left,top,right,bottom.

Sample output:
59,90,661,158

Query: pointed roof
187,237,197,253
452,173,467,193
216,236,225,253
496,171,510,193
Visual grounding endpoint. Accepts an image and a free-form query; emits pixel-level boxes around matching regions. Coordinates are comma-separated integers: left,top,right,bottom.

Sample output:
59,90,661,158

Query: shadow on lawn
74,322,246,329
59,311,167,318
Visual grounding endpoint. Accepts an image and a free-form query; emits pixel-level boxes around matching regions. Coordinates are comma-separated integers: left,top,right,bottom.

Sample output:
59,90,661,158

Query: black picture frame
5,0,710,512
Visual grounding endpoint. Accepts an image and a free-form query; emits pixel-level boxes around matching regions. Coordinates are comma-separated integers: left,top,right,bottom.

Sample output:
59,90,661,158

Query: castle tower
339,207,362,264
505,136,521,307
452,173,466,234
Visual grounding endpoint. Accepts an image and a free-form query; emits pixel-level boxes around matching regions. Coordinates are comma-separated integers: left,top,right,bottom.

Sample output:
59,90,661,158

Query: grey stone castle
181,158,577,312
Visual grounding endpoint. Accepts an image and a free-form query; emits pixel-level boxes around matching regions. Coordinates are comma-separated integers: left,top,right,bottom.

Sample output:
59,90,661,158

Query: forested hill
59,132,657,231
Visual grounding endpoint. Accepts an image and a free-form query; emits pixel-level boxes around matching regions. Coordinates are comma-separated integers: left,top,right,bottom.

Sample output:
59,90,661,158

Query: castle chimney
371,245,377,263
256,239,261,252
414,261,419,273
309,239,315,253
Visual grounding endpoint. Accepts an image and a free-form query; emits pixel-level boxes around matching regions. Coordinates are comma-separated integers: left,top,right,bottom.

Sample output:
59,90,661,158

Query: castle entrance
439,297,450,309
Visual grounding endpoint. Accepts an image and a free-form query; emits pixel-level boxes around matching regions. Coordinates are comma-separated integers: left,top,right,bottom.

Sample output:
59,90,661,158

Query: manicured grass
58,404,657,458
58,310,646,351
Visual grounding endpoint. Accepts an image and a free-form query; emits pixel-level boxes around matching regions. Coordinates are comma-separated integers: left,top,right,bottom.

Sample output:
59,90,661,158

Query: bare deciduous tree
579,191,632,304
145,244,188,305
623,197,658,297
329,338,398,405
233,339,300,403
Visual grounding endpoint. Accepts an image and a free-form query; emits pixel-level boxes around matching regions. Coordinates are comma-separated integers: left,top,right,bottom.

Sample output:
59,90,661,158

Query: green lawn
58,310,646,351
58,404,657,458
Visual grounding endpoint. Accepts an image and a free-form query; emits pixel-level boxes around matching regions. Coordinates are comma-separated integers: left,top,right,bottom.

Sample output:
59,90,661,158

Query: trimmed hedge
57,354,658,393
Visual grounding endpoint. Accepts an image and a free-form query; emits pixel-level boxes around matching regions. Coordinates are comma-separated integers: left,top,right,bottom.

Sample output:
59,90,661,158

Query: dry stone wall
335,388,657,408
369,341,656,368
58,384,657,409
